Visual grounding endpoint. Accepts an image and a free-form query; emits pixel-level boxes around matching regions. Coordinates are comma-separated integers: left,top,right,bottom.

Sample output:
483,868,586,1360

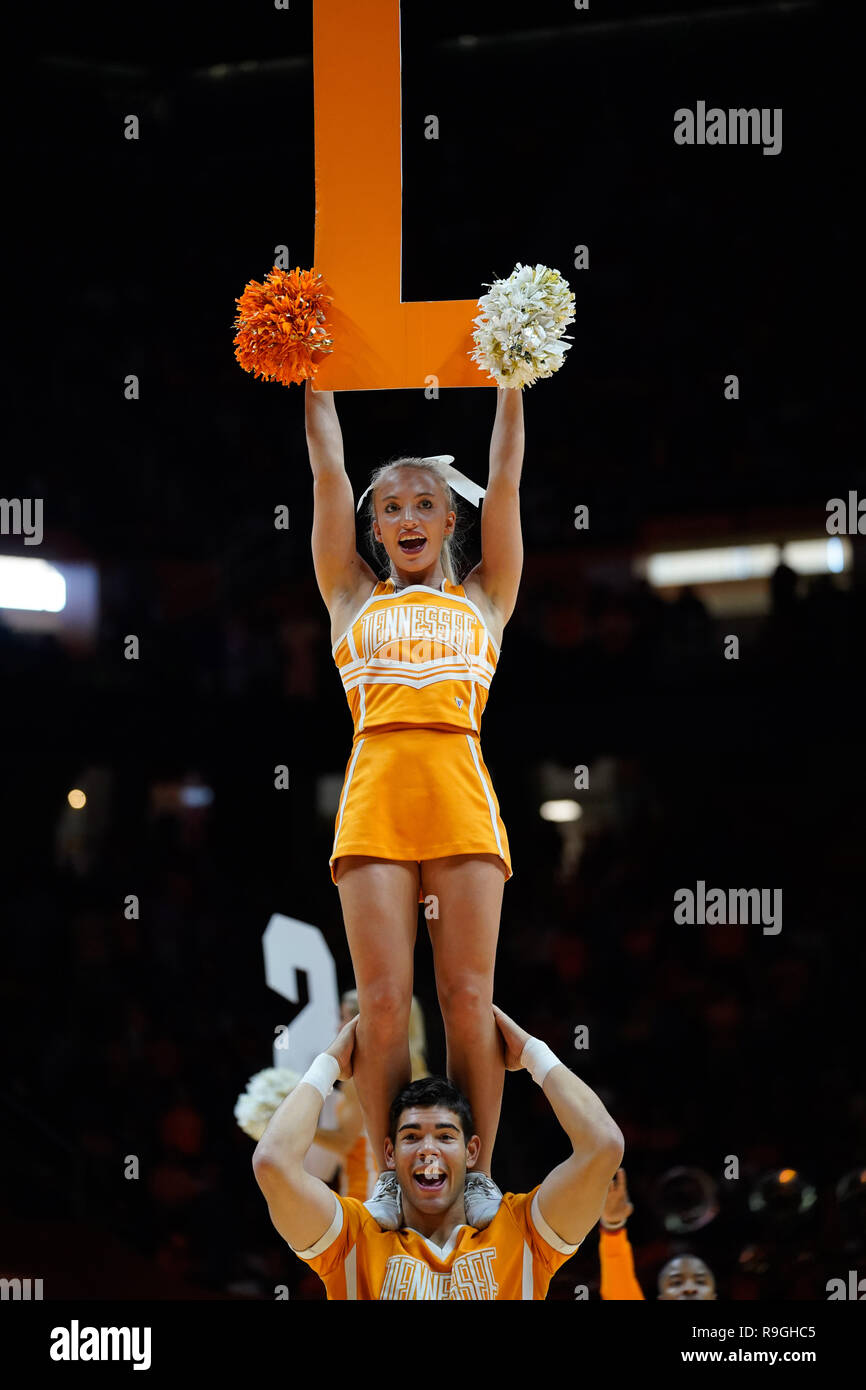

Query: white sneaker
464,1172,503,1229
364,1171,402,1230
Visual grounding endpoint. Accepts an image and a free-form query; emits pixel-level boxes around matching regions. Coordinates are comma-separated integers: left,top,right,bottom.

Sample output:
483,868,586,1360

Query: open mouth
398,535,427,555
413,1168,447,1194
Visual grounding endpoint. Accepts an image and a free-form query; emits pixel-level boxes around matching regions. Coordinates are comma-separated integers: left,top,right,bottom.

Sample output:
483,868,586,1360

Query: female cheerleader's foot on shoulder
464,1172,503,1228
364,1170,402,1229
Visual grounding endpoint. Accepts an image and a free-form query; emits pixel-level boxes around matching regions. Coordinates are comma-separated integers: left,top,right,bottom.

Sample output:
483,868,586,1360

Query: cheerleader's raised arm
462,387,526,637
305,378,378,627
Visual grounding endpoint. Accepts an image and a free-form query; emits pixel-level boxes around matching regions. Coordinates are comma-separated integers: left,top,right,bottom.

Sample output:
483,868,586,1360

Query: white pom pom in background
470,262,576,389
234,1066,301,1141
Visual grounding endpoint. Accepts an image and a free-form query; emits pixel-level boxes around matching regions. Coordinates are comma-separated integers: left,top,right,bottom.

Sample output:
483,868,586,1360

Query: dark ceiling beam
441,0,814,51
33,1,815,87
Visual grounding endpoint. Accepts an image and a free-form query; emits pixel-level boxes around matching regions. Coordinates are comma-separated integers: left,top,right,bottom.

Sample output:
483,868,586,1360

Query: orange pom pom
233,266,335,387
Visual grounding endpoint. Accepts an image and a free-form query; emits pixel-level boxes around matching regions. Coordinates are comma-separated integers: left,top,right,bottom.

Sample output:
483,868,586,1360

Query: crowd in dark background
4,0,863,1300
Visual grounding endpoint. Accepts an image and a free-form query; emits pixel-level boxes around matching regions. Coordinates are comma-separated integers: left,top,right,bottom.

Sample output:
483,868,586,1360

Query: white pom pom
234,1066,301,1141
470,262,576,389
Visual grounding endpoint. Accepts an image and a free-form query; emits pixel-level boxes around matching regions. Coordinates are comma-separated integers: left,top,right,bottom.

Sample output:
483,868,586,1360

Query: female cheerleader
305,377,524,1228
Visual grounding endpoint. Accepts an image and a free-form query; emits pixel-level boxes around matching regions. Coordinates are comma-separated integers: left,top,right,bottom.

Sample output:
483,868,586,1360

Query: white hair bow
355,456,486,513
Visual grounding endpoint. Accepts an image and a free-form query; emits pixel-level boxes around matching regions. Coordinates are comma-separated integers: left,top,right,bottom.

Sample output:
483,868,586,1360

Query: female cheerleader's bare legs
421,852,506,1222
335,855,420,1224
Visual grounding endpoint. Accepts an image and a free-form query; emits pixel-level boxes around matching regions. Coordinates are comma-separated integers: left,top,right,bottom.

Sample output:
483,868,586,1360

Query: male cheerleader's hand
601,1167,634,1229
491,1003,532,1071
324,1014,359,1082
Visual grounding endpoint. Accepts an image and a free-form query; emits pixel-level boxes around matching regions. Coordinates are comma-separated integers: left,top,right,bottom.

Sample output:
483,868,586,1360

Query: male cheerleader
252,1004,623,1299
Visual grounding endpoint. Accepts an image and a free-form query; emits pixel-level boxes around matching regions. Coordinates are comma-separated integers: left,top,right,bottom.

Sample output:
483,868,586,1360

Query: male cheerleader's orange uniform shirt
330,578,512,897
291,1187,580,1300
599,1228,645,1300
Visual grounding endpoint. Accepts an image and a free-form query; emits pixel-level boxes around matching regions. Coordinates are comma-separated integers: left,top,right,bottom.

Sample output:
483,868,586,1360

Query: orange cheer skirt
330,727,512,903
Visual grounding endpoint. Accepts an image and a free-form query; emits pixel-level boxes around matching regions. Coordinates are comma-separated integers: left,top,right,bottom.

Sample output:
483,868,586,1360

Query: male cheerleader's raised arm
313,1082,364,1157
252,1014,359,1253
492,1004,624,1248
465,387,525,628
305,379,377,611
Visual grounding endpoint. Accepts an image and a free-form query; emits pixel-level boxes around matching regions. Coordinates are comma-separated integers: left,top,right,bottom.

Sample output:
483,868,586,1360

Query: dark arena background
3,0,863,1351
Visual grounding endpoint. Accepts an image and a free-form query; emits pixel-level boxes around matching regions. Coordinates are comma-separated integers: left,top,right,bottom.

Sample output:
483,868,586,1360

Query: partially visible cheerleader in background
314,990,430,1204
